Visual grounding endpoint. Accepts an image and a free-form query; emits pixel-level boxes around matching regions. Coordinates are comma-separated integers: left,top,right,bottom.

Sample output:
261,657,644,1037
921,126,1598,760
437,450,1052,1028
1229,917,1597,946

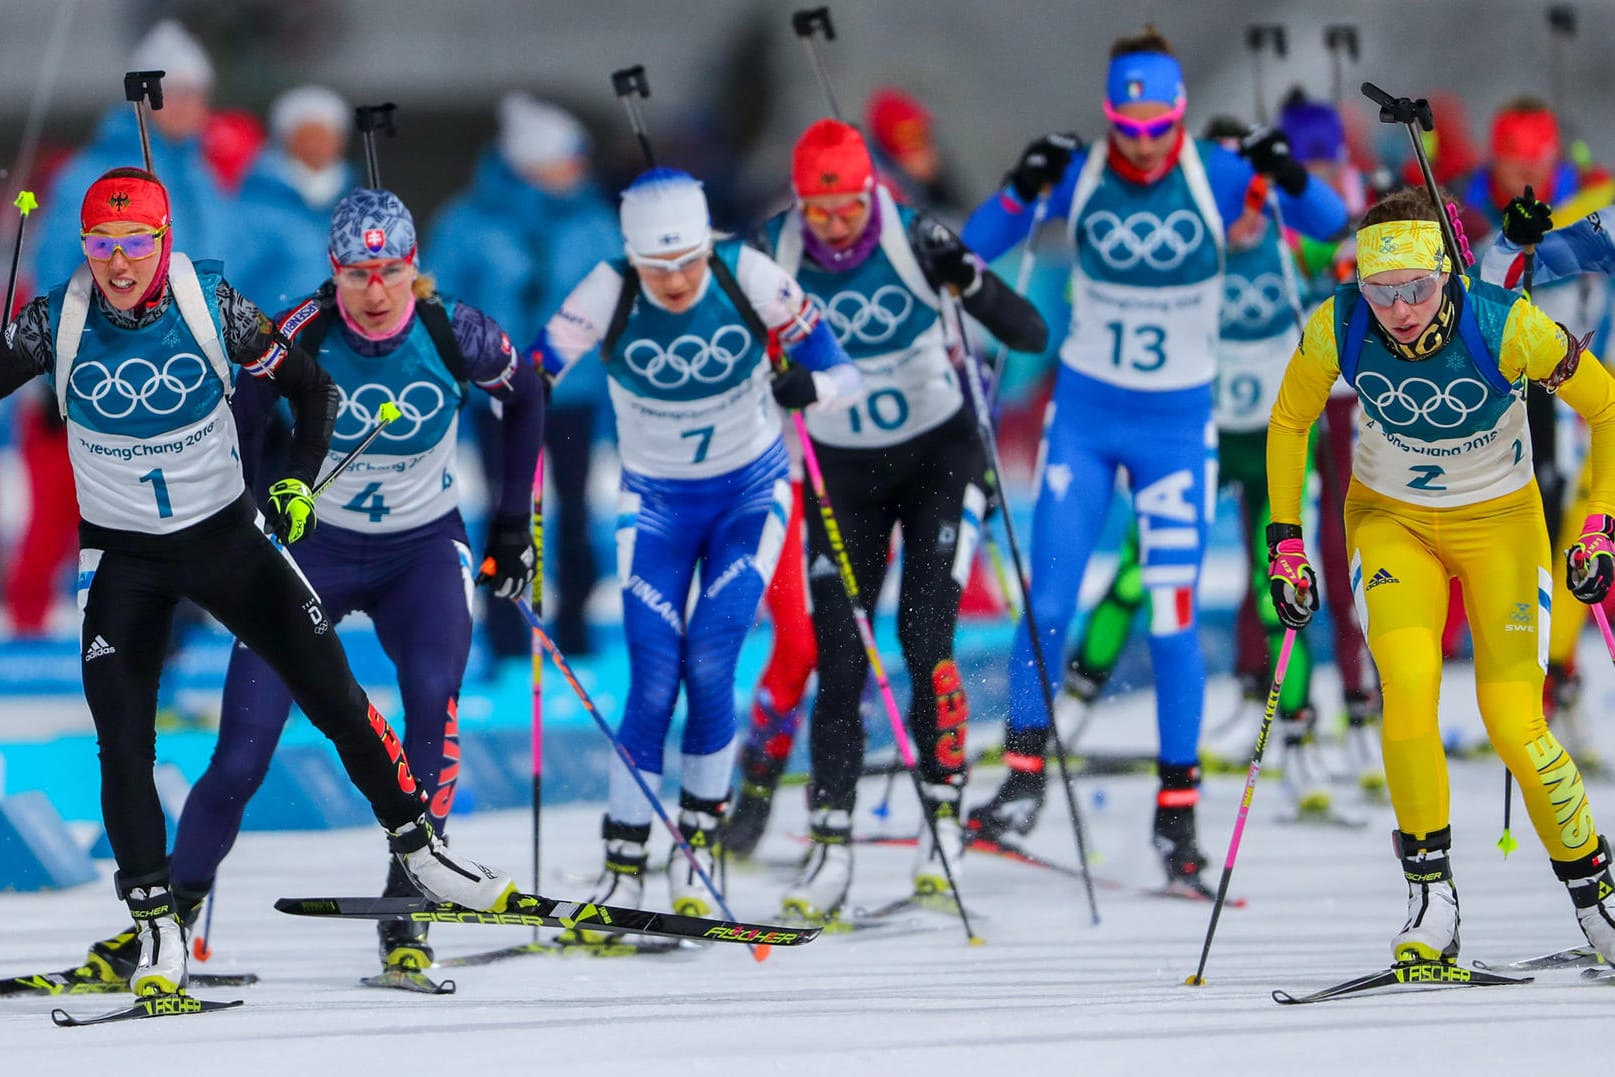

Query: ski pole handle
610,66,656,168
792,6,835,39
123,69,165,175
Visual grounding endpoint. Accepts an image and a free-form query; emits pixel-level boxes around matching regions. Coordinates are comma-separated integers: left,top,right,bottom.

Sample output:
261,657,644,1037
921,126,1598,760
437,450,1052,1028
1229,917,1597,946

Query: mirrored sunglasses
81,227,168,261
1358,268,1443,308
1104,100,1185,141
335,261,414,288
800,195,871,227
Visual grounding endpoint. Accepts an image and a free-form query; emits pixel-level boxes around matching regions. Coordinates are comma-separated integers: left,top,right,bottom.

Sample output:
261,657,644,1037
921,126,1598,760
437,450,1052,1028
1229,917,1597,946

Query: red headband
1491,110,1559,163
81,169,171,233
792,118,875,198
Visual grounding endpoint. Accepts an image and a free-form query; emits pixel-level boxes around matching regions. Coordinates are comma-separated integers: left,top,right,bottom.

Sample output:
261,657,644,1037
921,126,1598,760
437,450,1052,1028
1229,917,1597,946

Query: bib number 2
1106,321,1168,372
1407,465,1447,492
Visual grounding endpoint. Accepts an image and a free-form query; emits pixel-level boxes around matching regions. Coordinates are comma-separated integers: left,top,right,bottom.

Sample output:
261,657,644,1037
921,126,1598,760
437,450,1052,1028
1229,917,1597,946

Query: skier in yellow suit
1265,185,1615,965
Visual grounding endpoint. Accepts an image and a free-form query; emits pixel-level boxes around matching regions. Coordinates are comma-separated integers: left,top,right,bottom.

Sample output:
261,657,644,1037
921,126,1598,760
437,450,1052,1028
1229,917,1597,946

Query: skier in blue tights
960,29,1346,890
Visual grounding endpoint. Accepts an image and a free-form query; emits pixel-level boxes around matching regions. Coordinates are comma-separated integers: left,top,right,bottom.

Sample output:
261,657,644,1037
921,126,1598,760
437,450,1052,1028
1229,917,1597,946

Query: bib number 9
1215,372,1262,418
1106,321,1168,372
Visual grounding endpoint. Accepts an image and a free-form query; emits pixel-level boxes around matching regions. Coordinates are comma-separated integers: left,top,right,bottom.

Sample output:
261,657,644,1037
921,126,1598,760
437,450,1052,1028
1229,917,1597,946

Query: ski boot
725,695,802,858
781,808,852,924
967,727,1047,842
559,818,650,946
1556,835,1615,963
1153,762,1211,898
117,869,187,998
670,792,725,917
1344,690,1387,800
914,778,966,899
1392,827,1460,965
388,813,516,911
1279,705,1334,818
377,859,434,969
1061,653,1109,706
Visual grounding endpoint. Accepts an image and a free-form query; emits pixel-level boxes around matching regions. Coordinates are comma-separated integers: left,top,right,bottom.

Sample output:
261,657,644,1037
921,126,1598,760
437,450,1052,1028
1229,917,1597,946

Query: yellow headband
1356,220,1449,279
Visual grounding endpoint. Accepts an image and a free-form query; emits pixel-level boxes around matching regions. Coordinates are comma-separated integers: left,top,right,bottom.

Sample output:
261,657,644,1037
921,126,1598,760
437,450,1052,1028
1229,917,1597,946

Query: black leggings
80,496,427,881
805,410,985,810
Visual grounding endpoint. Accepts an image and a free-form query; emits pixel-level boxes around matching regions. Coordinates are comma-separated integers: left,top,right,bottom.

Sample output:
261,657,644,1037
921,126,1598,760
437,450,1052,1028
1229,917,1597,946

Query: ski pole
1323,26,1359,107
610,66,656,169
1499,769,1519,857
1244,24,1287,126
939,289,1099,925
311,401,401,501
3,190,38,328
509,596,771,962
791,7,843,121
191,888,216,961
787,403,981,944
122,70,164,174
529,452,545,928
355,103,398,188
1187,622,1300,985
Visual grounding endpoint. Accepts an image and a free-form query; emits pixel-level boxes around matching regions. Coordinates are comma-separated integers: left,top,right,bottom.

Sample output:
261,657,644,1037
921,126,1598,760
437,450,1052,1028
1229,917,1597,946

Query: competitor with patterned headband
755,119,1045,921
1266,185,1615,966
961,29,1347,892
139,186,542,984
534,168,860,921
0,168,519,1000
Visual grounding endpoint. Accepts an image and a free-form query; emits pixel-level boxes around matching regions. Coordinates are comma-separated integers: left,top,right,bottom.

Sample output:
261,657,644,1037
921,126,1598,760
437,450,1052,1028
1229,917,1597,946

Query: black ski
51,994,244,1027
361,968,455,994
1273,962,1532,1005
0,968,259,997
1475,946,1603,972
275,894,821,948
439,936,686,967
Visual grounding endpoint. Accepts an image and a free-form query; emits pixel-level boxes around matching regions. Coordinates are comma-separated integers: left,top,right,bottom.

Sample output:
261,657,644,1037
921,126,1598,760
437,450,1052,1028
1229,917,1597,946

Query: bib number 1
1106,321,1168,372
139,467,173,519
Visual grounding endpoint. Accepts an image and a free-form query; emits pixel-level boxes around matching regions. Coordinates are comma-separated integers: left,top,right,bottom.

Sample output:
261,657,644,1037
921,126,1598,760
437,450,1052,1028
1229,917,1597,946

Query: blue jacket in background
228,150,356,315
427,149,620,413
30,107,234,291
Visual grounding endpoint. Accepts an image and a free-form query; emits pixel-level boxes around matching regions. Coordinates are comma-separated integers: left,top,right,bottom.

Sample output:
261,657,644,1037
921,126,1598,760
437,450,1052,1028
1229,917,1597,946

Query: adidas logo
1365,568,1399,592
84,635,116,660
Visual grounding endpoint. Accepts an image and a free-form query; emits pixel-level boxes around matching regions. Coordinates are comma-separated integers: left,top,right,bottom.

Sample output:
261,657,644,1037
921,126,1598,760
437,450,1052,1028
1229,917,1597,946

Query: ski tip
752,944,772,963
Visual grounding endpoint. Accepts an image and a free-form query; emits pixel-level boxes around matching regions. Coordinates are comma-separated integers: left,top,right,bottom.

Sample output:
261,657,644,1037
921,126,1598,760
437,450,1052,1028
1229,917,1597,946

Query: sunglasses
81,227,168,261
628,245,710,275
1358,268,1443,308
800,194,871,227
334,261,414,288
1104,100,1186,141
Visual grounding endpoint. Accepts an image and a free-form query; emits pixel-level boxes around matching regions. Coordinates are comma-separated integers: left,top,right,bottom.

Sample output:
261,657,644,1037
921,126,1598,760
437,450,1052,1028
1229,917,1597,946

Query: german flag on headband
1356,219,1448,278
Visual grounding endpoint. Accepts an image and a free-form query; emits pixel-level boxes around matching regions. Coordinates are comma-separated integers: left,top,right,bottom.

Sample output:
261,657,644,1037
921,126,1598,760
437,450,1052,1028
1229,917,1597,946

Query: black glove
477,513,536,599
909,215,982,293
1239,127,1309,197
1503,185,1554,248
1007,132,1081,202
770,363,818,409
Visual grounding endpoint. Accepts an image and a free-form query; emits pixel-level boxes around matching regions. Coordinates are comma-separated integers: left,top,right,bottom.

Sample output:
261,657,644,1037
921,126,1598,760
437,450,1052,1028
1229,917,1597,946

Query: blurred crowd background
0,0,1612,739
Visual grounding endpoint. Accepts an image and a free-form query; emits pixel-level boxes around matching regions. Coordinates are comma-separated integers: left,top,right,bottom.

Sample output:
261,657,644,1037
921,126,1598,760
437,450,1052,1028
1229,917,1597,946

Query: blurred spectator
864,87,965,214
429,92,619,658
31,19,234,288
201,108,267,192
230,85,355,314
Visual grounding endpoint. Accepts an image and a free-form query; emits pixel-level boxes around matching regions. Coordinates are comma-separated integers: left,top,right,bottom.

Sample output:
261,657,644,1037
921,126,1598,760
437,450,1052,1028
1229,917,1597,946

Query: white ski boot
560,818,650,946
669,793,725,917
1392,828,1460,964
914,781,966,897
1556,835,1615,963
118,873,187,998
782,809,852,923
387,814,517,911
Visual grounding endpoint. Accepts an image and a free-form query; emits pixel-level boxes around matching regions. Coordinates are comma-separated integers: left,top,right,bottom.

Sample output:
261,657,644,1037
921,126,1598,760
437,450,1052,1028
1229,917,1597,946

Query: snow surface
5,668,1615,1073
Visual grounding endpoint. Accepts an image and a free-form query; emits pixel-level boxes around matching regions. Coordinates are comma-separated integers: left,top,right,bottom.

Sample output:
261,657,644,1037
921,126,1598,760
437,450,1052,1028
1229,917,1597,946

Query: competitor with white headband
755,119,1046,922
1266,184,1615,967
961,27,1347,895
534,168,859,921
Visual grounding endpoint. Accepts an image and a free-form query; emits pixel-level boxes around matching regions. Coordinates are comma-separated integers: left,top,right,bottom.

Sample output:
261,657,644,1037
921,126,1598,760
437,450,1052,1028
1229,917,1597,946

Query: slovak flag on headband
364,228,386,254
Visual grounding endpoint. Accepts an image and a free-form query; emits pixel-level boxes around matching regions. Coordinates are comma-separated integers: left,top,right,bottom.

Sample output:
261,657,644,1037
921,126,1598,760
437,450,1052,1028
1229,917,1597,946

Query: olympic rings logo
623,324,750,389
1355,371,1491,430
334,381,447,440
814,285,915,345
1085,208,1205,271
1222,272,1290,326
69,352,211,419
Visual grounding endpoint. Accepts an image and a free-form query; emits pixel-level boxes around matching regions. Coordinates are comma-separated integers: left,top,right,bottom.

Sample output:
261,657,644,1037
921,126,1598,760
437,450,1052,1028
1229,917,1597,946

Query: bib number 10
1106,321,1168,372
847,388,910,434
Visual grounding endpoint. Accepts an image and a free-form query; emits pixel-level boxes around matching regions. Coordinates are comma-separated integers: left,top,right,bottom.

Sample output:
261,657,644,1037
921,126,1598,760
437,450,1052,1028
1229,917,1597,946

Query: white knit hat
270,85,351,143
619,168,710,260
498,92,588,170
129,19,214,90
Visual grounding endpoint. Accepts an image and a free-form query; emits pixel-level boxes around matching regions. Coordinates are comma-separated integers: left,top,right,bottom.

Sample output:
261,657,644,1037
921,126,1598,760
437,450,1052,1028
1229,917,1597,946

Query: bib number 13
1106,321,1168,372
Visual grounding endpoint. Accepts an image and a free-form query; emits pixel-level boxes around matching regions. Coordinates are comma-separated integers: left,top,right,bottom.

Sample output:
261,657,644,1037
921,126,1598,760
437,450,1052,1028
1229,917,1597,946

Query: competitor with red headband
0,167,519,1000
760,120,1046,922
962,29,1347,895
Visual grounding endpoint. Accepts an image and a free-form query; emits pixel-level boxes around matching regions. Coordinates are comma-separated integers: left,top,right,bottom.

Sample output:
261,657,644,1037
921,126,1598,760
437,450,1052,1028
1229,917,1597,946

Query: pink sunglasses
1104,100,1186,140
